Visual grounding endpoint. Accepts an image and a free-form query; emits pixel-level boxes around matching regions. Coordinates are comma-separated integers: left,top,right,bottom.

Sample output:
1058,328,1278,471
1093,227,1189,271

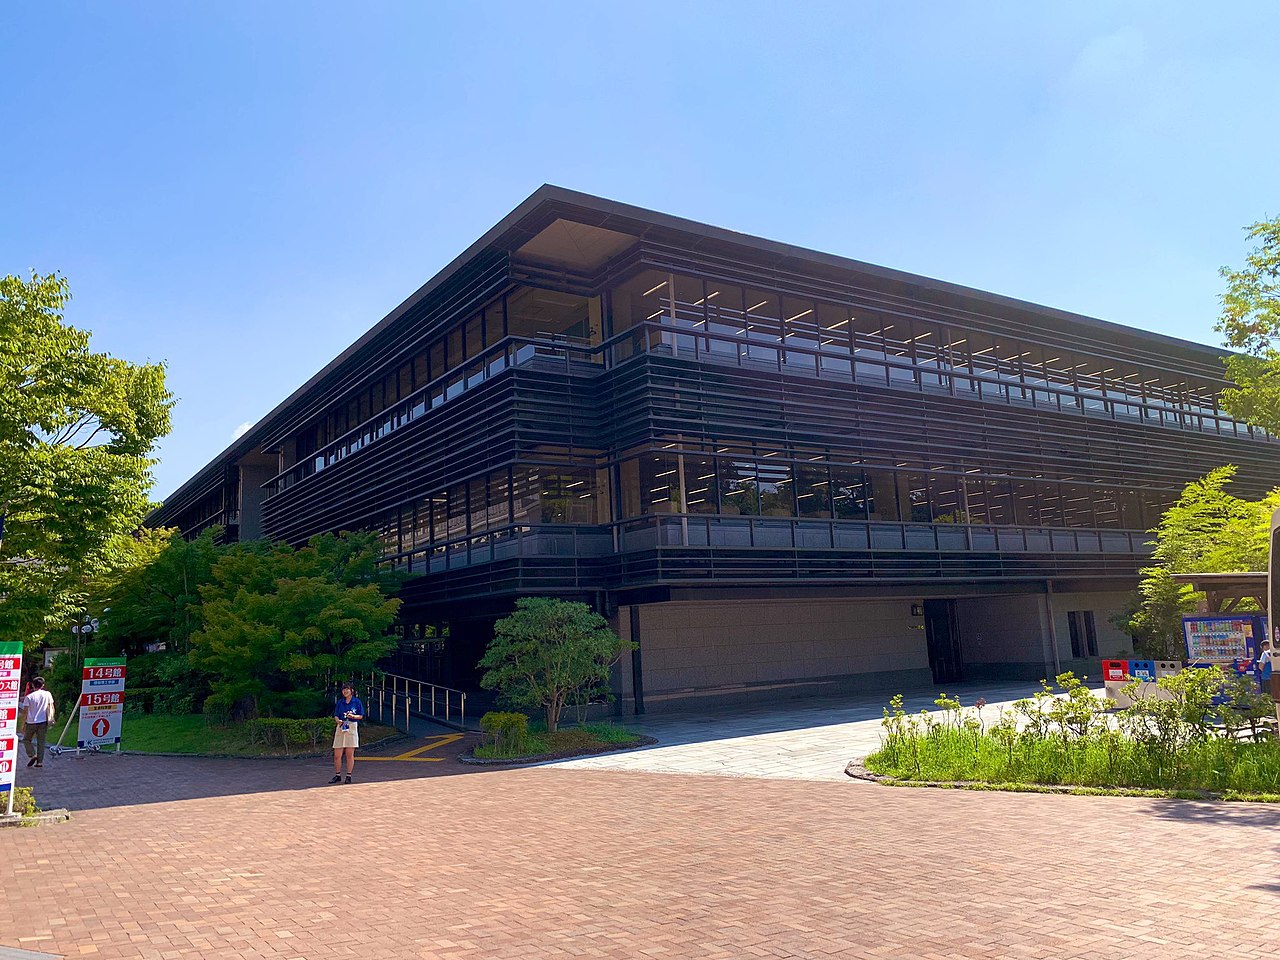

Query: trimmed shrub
480,711,530,754
243,718,334,754
10,786,39,817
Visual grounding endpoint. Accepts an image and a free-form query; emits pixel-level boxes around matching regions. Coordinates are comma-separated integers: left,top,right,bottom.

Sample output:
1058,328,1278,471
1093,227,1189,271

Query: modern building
149,186,1280,712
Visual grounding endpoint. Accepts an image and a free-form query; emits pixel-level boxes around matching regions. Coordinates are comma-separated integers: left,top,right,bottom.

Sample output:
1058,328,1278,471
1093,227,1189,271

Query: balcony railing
376,516,1152,577
264,320,1265,500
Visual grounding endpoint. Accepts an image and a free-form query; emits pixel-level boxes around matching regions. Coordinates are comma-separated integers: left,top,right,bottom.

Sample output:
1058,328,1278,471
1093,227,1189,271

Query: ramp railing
367,672,467,732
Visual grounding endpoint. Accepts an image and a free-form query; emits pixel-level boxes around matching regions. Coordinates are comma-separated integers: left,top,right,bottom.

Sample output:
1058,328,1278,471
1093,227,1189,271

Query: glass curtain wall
617,449,1165,531
608,267,1253,439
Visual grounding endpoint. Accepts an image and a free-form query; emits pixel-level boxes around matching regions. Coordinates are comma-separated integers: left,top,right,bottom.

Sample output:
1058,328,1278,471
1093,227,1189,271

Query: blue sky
2,2,1277,500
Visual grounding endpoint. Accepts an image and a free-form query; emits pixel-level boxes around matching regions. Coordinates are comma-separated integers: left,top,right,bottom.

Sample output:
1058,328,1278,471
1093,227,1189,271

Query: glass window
465,314,484,362
719,459,759,516
864,467,900,521
468,477,488,534
618,458,641,519
507,286,596,342
429,339,445,384
672,275,704,357
853,311,889,385
929,473,965,523
743,290,780,366
903,472,932,523
705,283,744,358
831,465,869,520
782,296,819,374
640,453,683,515
610,270,668,335
1093,488,1123,528
966,478,1011,526
913,324,948,391
485,301,505,347
682,454,718,514
795,462,832,519
884,319,918,387
816,302,852,376
430,493,448,545
488,469,511,528
512,468,542,525
447,325,464,372
757,460,793,517
539,468,597,523
446,484,468,539
1060,483,1096,528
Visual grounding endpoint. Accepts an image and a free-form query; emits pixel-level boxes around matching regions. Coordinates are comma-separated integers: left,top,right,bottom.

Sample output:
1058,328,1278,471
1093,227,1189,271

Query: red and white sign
0,642,22,808
77,657,126,749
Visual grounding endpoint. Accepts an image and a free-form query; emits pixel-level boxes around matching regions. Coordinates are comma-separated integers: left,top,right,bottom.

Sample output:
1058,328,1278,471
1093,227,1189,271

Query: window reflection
601,268,1248,446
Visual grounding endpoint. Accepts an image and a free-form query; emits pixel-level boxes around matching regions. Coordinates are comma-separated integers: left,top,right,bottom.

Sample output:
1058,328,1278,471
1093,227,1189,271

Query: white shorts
333,725,359,749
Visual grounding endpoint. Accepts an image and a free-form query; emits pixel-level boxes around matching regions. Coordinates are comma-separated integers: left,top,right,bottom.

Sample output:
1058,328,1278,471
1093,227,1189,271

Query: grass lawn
51,714,399,757
473,721,647,761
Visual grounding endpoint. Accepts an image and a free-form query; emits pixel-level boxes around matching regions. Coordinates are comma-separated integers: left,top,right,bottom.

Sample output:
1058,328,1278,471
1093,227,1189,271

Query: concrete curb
843,759,1280,803
0,808,71,828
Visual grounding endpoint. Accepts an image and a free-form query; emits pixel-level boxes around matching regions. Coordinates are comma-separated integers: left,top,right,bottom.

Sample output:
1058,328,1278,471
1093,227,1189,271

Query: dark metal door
923,599,963,685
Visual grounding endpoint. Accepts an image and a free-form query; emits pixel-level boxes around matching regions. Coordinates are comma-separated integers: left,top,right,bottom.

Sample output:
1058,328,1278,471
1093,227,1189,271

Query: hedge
243,717,335,753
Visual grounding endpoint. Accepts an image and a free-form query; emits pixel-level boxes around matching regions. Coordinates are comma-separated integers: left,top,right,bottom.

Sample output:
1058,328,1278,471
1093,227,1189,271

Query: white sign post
0,642,23,817
77,657,126,751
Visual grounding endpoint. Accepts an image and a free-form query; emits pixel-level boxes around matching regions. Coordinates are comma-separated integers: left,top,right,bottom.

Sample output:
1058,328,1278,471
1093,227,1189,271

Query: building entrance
923,599,963,685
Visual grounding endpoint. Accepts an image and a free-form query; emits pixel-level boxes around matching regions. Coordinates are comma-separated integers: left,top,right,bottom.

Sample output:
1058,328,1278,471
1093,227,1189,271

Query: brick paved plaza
3,707,1279,960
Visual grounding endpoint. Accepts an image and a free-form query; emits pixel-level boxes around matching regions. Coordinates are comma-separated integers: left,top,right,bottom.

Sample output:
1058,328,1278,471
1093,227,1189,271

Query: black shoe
26,757,36,767
328,774,342,784
344,775,352,784
33,760,43,768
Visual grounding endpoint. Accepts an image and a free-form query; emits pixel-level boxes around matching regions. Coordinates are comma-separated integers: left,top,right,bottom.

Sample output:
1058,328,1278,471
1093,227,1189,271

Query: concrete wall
955,590,1135,682
1050,590,1135,677
617,598,931,711
609,588,1138,712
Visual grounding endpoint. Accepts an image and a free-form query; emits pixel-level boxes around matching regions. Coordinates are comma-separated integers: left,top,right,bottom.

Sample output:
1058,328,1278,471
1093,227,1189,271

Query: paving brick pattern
555,681,1080,780
3,758,1279,958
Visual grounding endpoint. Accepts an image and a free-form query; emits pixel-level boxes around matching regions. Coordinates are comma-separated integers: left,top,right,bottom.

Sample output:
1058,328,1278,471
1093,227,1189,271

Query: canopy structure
1170,572,1268,612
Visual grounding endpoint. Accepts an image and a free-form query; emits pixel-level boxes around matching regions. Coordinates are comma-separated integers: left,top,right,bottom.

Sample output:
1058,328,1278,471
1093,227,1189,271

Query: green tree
1217,216,1280,430
189,531,402,718
478,597,632,732
98,527,222,657
1122,466,1280,657
0,273,172,646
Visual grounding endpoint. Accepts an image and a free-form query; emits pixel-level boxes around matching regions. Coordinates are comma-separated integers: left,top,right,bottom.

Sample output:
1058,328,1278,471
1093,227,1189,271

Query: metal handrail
368,671,467,731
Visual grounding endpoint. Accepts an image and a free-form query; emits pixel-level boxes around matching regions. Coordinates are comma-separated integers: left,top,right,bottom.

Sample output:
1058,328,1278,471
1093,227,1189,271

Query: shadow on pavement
615,680,1048,746
19,724,502,813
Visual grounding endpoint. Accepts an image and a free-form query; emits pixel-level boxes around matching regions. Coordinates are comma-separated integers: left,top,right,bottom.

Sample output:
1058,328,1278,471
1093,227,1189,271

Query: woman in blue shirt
330,682,364,784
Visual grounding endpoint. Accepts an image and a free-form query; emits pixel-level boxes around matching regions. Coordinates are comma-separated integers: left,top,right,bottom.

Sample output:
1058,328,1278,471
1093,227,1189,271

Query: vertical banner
78,657,126,749
0,642,22,812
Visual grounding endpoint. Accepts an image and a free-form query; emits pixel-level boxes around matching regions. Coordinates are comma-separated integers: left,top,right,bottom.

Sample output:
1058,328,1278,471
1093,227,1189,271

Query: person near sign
330,682,364,785
20,677,55,768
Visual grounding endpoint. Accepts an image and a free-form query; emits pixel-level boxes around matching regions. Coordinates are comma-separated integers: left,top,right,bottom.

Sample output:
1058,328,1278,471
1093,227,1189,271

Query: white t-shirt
23,689,54,723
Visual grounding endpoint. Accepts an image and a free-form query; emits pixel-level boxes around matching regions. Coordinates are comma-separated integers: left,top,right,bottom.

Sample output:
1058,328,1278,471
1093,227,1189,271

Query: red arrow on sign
92,716,110,738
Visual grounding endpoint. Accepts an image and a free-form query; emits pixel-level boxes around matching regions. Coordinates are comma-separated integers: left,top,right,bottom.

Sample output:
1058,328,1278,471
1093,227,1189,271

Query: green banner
84,657,126,666
0,641,22,656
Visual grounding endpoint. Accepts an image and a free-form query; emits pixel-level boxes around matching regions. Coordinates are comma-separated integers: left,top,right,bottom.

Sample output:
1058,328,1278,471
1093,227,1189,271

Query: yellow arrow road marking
357,733,463,762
